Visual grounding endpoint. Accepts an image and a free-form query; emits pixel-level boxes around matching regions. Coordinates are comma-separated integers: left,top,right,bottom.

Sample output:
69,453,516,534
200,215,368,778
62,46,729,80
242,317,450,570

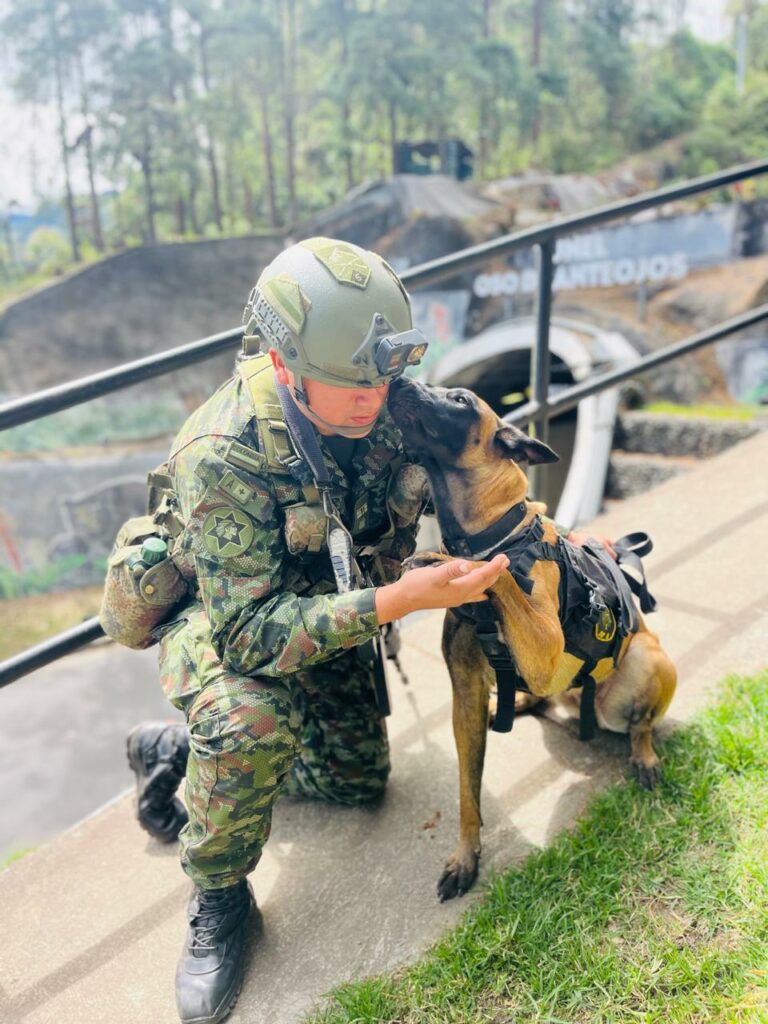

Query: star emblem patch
202,506,254,558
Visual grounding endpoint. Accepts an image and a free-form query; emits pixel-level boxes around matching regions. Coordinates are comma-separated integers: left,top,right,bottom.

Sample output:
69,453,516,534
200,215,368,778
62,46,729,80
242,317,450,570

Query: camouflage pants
158,607,390,890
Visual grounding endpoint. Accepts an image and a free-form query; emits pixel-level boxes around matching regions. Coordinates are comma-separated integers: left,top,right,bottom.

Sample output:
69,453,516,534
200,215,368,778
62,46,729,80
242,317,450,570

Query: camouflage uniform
158,354,423,890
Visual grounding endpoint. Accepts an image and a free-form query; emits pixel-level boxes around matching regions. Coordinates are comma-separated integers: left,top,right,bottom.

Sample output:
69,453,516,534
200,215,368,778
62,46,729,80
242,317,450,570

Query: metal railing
2,158,768,688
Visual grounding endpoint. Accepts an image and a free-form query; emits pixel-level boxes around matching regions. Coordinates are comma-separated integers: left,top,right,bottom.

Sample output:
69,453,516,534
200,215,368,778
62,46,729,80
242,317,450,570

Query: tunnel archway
425,316,640,526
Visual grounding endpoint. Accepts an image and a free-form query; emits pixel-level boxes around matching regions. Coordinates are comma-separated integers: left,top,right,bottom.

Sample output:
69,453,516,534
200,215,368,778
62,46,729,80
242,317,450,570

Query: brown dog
388,376,677,901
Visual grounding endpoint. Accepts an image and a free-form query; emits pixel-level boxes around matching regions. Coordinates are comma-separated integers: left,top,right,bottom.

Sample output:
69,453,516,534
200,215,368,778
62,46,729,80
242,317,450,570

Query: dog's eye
453,393,469,406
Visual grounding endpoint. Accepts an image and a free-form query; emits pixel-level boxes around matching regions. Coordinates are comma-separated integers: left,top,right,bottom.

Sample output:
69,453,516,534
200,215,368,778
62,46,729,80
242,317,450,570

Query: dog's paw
403,551,447,571
630,756,662,790
437,851,479,902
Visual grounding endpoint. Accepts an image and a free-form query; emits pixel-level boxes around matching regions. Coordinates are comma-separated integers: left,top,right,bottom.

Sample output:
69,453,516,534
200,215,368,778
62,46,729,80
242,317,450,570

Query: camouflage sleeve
172,437,381,677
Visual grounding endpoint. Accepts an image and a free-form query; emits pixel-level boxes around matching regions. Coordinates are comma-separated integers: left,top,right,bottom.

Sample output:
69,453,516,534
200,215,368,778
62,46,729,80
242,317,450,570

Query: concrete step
613,411,761,459
3,432,768,1024
605,450,696,499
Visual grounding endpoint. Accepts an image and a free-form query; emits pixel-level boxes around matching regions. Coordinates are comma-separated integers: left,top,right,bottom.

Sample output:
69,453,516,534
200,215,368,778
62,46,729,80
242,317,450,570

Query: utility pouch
283,504,327,555
99,515,189,650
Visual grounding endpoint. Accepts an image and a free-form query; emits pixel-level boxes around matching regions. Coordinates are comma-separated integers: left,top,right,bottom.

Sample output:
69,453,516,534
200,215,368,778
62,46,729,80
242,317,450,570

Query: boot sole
126,725,187,843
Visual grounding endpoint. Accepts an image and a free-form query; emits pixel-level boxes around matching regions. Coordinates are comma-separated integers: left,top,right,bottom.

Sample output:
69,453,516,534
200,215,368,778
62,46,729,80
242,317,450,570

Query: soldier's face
269,350,389,436
301,376,389,436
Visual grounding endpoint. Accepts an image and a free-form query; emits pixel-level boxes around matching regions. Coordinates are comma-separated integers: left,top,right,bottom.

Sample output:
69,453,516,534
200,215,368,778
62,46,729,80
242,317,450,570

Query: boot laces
189,885,248,955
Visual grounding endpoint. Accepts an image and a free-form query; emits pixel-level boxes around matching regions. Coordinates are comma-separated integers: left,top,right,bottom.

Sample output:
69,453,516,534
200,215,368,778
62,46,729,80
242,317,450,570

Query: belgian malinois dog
388,376,677,901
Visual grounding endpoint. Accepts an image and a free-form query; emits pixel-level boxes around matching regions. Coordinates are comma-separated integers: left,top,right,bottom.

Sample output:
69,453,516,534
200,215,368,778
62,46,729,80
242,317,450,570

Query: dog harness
445,507,657,738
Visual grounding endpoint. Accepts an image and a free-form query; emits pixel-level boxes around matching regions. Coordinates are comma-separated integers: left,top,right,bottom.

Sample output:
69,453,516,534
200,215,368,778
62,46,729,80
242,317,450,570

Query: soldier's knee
338,767,389,806
290,755,390,806
187,678,299,775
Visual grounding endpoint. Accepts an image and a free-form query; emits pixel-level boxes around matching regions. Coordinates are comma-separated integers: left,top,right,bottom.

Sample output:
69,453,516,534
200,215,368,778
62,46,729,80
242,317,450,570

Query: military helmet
242,237,427,396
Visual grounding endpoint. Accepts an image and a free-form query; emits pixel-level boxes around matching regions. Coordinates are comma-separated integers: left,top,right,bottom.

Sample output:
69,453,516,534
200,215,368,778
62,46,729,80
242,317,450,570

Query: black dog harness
444,506,657,739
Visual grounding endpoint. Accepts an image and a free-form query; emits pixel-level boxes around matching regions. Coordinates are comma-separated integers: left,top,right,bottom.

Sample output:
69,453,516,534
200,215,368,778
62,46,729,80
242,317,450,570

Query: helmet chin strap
290,383,380,439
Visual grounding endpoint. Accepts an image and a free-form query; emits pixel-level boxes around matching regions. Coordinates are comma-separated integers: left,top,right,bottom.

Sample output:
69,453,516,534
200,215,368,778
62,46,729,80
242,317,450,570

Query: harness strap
578,671,598,741
454,602,529,734
445,501,527,559
613,532,657,613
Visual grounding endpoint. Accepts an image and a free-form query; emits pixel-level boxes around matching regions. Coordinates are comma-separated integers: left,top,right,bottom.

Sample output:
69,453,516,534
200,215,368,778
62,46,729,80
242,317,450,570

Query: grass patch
311,671,768,1024
0,846,36,870
644,401,762,421
0,586,104,661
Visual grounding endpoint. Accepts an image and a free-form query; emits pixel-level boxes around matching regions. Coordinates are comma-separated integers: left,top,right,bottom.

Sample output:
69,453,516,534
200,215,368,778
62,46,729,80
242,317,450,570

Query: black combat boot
126,721,190,842
176,880,259,1024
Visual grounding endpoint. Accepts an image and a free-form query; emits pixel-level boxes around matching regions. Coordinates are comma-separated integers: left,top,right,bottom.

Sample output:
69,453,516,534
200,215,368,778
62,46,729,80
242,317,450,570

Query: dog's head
388,376,559,530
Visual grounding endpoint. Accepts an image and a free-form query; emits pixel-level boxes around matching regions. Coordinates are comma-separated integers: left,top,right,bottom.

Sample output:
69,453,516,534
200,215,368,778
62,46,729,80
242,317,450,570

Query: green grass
644,401,762,421
0,847,35,870
311,671,768,1024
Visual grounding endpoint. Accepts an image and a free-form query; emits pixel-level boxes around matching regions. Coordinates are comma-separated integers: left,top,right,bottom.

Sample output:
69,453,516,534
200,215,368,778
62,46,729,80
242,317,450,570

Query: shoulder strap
239,358,319,507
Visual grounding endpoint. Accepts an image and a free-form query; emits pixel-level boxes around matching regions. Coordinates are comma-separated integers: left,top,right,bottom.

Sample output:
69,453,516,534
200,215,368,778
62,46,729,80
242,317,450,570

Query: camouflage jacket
166,355,424,678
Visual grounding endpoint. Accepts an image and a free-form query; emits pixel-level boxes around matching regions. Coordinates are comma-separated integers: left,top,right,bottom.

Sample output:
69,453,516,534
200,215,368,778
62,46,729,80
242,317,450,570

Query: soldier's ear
269,348,291,385
493,426,560,465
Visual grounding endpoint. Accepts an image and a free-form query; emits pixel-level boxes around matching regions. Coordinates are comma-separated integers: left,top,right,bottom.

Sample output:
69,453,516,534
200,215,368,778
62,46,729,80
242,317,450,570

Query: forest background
1,0,767,285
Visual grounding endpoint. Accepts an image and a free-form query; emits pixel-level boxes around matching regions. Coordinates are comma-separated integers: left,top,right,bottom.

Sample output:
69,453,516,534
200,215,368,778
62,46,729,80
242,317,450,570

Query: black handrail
2,158,766,433
398,158,768,289
0,327,243,432
1,158,767,687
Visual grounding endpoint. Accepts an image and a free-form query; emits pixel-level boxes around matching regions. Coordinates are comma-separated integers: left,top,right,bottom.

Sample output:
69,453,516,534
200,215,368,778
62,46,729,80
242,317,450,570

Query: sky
0,0,737,213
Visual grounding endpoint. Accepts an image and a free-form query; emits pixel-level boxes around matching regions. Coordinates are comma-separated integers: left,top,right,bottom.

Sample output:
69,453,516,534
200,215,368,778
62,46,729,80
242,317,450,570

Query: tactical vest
237,357,429,577
452,515,656,738
100,361,429,650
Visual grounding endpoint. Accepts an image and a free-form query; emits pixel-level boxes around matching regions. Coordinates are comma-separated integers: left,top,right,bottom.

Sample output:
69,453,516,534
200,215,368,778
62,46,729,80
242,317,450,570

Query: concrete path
2,431,767,1024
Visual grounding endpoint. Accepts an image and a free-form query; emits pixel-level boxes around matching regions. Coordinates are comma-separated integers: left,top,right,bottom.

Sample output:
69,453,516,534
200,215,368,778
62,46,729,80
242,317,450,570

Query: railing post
528,238,554,499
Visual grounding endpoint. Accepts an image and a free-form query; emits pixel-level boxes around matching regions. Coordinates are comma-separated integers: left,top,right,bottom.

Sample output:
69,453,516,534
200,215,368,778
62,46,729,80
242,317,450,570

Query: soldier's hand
375,554,509,623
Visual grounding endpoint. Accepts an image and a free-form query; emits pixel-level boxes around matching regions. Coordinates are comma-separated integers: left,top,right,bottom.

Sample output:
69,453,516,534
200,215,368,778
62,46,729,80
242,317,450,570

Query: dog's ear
493,426,560,465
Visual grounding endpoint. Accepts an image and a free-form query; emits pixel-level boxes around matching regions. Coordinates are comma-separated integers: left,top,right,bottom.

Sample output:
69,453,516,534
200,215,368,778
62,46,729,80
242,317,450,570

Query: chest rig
446,506,657,739
239,358,424,715
239,358,407,571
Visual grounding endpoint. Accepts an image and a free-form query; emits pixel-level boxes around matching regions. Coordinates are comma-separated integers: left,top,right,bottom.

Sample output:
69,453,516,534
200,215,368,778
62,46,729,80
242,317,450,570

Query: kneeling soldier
125,238,509,1024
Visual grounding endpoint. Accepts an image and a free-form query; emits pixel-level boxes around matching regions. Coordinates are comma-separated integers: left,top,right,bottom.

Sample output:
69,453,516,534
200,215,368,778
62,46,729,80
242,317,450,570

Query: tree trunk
388,101,397,175
478,0,493,179
198,29,223,231
258,89,280,228
48,3,80,262
140,122,157,244
243,178,256,228
74,48,104,251
338,0,354,191
283,0,298,226
531,0,545,143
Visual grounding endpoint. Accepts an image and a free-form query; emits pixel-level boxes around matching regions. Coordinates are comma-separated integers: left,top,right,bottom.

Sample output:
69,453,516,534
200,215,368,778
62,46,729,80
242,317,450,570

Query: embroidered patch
202,507,254,558
303,240,371,289
594,607,617,643
260,274,311,334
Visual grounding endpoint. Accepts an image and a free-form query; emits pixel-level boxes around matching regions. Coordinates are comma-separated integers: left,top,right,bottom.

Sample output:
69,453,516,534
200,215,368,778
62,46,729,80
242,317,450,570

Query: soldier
127,237,510,1024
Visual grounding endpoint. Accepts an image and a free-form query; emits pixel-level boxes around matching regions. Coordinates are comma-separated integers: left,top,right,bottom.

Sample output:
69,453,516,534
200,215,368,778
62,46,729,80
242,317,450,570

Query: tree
1,0,82,260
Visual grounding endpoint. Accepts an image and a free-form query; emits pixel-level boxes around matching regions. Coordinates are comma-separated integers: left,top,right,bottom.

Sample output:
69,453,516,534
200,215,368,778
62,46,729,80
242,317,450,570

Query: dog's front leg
438,615,490,901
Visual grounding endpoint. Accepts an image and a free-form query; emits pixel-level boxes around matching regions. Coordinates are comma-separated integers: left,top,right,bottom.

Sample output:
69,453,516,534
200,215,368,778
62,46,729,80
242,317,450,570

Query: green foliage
23,227,73,276
0,555,94,599
1,0,765,248
310,670,768,1023
645,401,762,420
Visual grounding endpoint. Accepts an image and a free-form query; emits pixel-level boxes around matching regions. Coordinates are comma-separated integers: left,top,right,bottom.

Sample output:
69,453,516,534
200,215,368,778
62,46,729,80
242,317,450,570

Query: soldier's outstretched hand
375,553,509,624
